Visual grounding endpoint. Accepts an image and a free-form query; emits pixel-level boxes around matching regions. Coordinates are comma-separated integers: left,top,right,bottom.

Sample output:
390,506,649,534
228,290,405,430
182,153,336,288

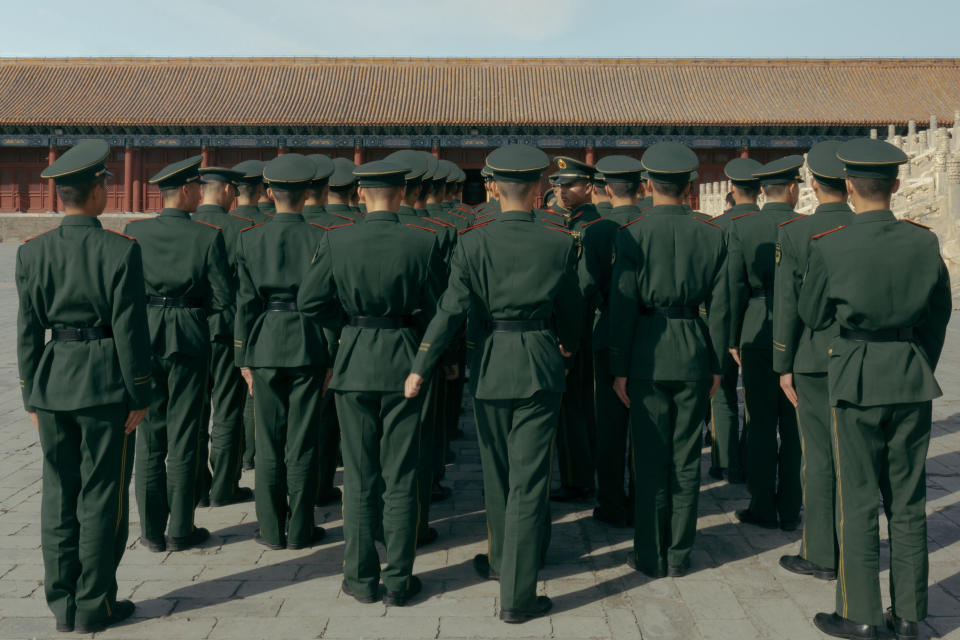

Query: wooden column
431,142,440,159
585,145,596,166
353,143,364,165
131,147,142,212
201,144,211,167
47,145,58,212
123,145,134,212
739,146,749,159
278,144,287,156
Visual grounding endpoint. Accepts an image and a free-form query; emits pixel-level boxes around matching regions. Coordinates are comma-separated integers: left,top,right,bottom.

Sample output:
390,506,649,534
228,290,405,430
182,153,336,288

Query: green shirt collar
850,209,896,225
646,204,689,216
60,214,102,227
814,202,853,214
159,208,190,219
761,201,796,213
302,204,325,214
273,212,304,222
195,204,226,215
498,210,535,222
365,210,399,223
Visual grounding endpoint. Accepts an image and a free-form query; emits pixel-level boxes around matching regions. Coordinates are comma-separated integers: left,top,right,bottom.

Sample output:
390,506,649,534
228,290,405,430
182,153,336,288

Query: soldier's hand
728,348,742,367
404,373,425,399
709,374,722,398
27,411,38,431
444,364,459,380
241,367,254,397
559,344,573,358
613,377,630,408
124,409,147,434
322,369,334,395
780,373,799,409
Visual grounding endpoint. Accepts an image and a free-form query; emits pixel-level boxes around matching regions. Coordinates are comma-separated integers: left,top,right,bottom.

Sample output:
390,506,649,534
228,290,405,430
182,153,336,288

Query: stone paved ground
0,241,958,640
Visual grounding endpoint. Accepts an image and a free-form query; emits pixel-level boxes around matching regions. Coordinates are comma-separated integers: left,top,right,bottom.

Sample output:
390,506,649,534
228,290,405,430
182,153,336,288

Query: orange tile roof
0,57,958,128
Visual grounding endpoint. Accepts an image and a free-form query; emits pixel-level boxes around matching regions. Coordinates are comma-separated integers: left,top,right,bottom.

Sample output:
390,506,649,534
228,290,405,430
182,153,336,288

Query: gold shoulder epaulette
460,220,493,235
811,225,847,240
407,224,438,233
195,220,222,231
618,216,646,230
903,219,931,230
106,229,137,240
778,215,805,228
241,222,268,232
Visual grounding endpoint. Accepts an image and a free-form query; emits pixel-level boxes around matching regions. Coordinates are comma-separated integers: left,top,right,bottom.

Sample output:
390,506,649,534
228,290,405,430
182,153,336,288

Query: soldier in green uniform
707,158,762,483
773,142,854,581
637,171,654,210
257,159,277,218
610,142,728,577
327,158,362,222
592,171,613,214
299,160,445,606
125,157,231,553
728,156,804,530
548,156,600,503
405,144,583,623
802,139,951,640
18,140,152,633
301,154,335,223
192,166,255,507
584,155,646,527
235,154,329,549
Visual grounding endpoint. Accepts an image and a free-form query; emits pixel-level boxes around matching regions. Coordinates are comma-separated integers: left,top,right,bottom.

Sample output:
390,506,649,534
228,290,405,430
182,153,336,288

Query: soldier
801,139,951,640
773,142,854,581
235,154,330,549
405,144,583,622
592,171,613,214
728,156,804,530
192,166,255,507
584,155,646,527
18,140,152,632
327,157,363,222
257,161,277,218
299,160,445,606
548,156,600,503
610,142,728,578
125,157,232,553
638,171,654,209
302,154,337,226
707,158,762,483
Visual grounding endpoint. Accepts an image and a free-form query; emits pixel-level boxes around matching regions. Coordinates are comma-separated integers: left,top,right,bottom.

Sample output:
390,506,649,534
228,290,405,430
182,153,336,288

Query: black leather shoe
626,553,666,578
813,612,877,639
885,608,918,640
254,533,285,550
55,621,74,633
341,580,381,604
550,486,594,503
473,553,499,581
197,494,210,508
708,466,725,480
141,536,166,553
431,483,453,503
383,575,422,606
75,600,135,634
168,527,210,551
779,555,836,580
592,506,630,527
210,486,254,507
667,562,688,577
736,509,779,529
315,487,342,506
780,519,800,532
704,430,712,446
416,527,439,548
242,461,254,471
287,526,326,550
728,469,746,484
500,595,552,623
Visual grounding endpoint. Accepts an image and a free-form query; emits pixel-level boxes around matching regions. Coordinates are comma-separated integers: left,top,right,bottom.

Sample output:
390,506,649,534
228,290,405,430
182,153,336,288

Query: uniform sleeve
297,235,345,330
112,242,154,409
772,230,802,373
704,237,730,375
916,256,952,369
15,248,44,411
727,225,749,347
553,238,585,354
206,232,235,341
609,228,640,377
233,234,262,367
797,242,834,332
579,223,612,314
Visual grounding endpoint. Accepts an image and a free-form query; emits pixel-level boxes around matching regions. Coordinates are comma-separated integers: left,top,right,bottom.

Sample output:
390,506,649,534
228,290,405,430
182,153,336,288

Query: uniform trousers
315,390,341,502
38,404,134,629
242,394,255,467
207,341,246,503
594,349,631,517
710,353,742,475
556,336,596,491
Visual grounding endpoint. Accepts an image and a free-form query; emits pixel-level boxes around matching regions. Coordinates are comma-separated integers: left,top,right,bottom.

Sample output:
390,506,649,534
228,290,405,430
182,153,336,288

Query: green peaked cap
641,142,698,186
353,160,408,187
551,155,595,185
262,153,315,190
306,154,335,184
753,155,804,185
836,139,908,180
329,158,358,187
595,155,644,183
149,155,202,189
486,144,550,183
232,159,266,184
198,166,243,185
723,158,763,186
385,150,427,182
41,139,112,185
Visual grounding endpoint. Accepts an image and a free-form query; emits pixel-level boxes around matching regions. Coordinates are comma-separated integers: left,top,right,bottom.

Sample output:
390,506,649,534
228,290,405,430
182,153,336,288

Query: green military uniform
17,140,152,632
708,158,762,482
772,142,854,579
192,166,255,507
235,154,330,549
125,157,232,550
610,142,729,577
232,159,270,469
800,140,951,638
412,145,583,622
301,153,338,227
299,160,445,603
728,156,804,529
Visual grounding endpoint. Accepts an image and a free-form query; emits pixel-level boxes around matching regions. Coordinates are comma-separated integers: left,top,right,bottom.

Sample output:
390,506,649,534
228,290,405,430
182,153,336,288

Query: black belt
52,326,113,341
348,315,416,329
840,327,914,342
266,301,298,312
148,296,205,309
640,306,700,320
491,319,550,332
750,290,771,299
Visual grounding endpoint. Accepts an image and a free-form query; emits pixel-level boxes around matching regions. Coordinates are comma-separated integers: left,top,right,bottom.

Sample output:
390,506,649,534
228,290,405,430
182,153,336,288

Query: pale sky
2,0,958,58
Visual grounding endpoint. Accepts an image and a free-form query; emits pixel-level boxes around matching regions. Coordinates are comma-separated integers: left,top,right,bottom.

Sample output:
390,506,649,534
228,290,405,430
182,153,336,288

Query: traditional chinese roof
0,57,957,129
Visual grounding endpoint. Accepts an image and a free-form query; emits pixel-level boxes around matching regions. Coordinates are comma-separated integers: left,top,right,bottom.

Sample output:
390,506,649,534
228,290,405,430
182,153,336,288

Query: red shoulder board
241,222,268,232
456,205,474,214
323,222,355,231
544,208,566,218
195,220,222,231
778,215,805,228
331,212,354,221
426,217,456,228
230,213,253,223
407,224,438,233
730,211,757,221
448,211,470,221
308,222,326,230
903,219,931,229
459,220,493,235
811,225,847,240
477,212,497,220
540,218,566,228
618,216,646,230
695,217,721,229
637,206,653,213
580,218,602,230
547,226,576,236
23,228,56,242
106,229,136,241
